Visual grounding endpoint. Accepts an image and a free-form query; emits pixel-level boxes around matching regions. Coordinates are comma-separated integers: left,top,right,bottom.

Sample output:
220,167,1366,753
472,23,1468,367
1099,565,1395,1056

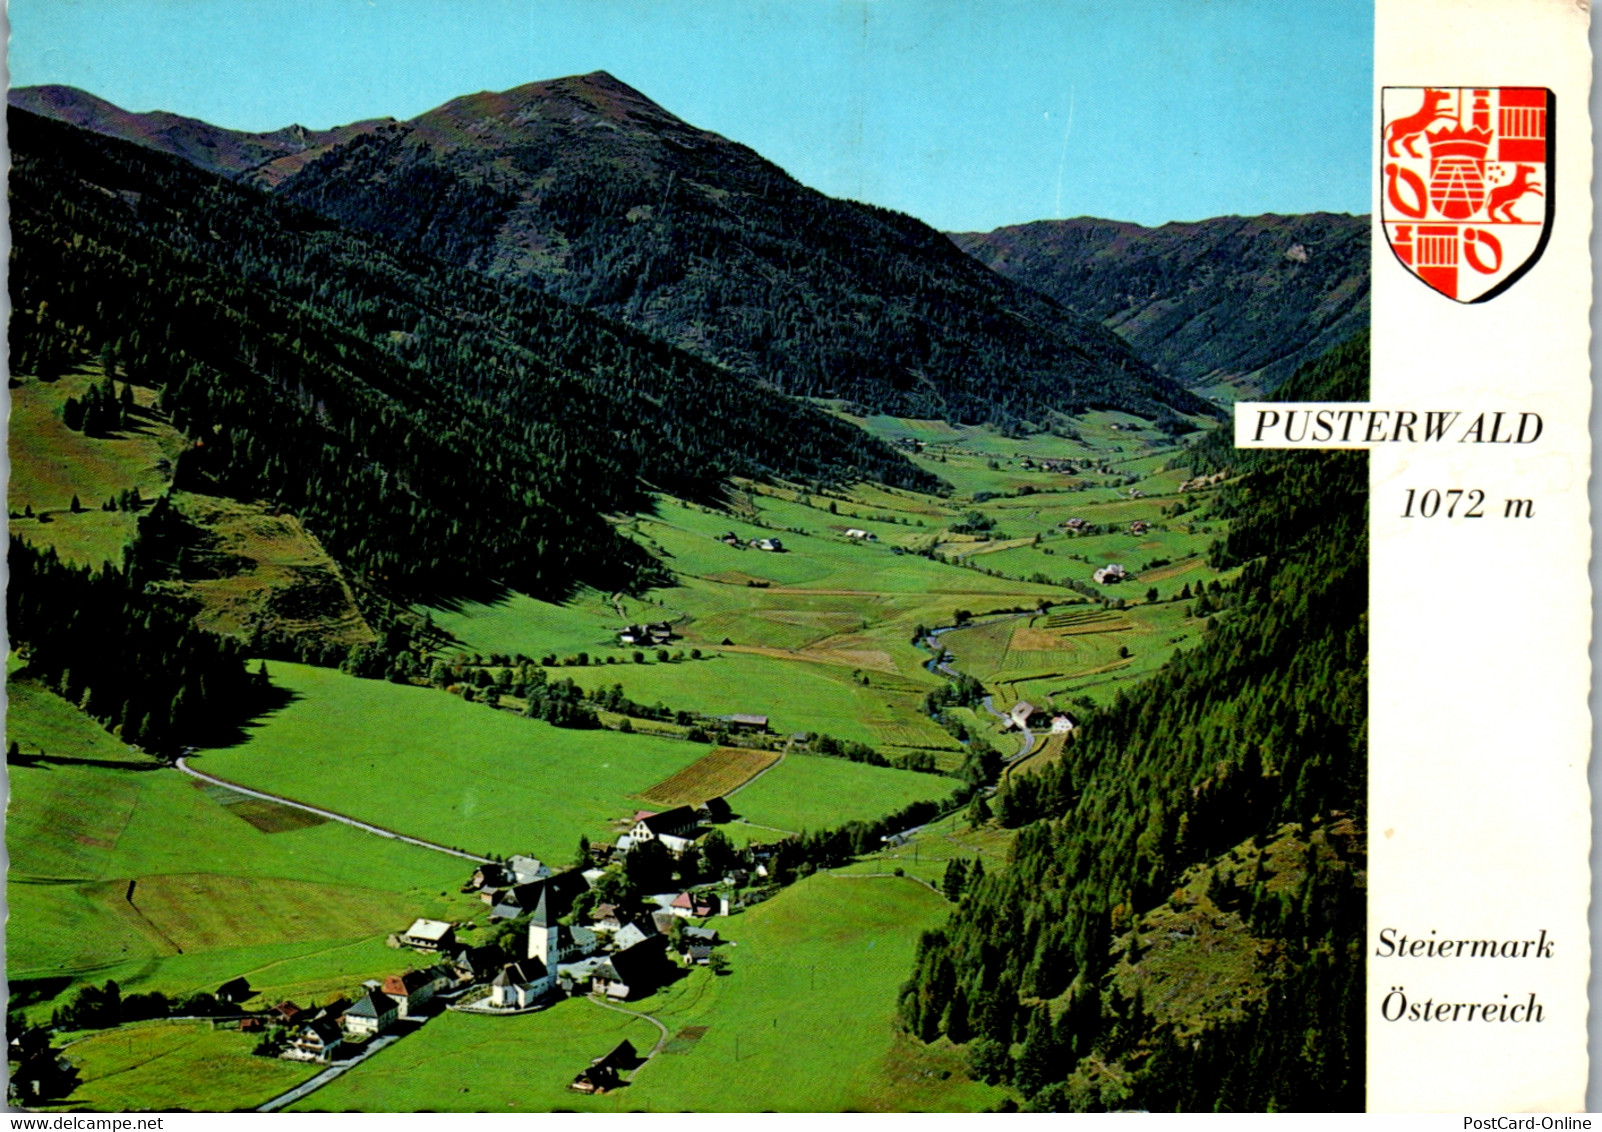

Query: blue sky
9,0,1372,232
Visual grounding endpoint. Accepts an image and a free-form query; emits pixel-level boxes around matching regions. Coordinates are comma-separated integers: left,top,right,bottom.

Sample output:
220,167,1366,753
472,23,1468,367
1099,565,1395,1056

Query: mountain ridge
11,77,1212,426
950,212,1370,398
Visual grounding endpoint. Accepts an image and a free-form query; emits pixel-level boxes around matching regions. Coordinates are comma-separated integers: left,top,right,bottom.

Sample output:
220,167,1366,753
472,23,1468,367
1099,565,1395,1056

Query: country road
175,758,492,863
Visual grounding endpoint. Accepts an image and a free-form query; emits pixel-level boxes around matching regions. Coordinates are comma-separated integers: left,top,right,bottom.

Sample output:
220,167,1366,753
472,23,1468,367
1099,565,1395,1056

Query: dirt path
175,758,491,863
585,995,671,1079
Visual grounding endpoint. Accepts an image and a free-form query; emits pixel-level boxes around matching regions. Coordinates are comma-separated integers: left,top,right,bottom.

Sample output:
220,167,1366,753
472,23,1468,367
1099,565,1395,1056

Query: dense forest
8,107,945,601
900,334,1369,1111
952,214,1370,394
9,78,1214,425
7,538,255,753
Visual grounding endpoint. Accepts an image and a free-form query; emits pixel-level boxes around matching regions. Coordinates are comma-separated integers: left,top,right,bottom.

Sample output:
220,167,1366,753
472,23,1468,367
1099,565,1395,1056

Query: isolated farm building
274,1001,305,1025
1007,701,1039,731
1129,488,1144,499
844,528,877,541
344,991,399,1036
570,1063,620,1094
288,1019,345,1063
749,537,784,552
382,968,448,1018
618,625,650,646
724,713,770,733
216,977,252,1004
490,959,550,1009
594,1040,638,1075
630,806,698,844
1061,517,1086,531
1128,520,1151,535
508,855,550,884
718,531,742,546
1093,563,1128,585
401,918,456,951
1051,714,1078,734
590,936,669,1000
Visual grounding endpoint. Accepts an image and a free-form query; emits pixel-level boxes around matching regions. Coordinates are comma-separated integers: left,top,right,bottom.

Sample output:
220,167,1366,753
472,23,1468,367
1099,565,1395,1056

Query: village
217,802,753,1097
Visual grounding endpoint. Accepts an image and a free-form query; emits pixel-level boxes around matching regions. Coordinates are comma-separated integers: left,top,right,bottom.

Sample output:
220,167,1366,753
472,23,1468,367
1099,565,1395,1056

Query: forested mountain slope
901,334,1369,1111
951,214,1369,397
12,76,1212,425
8,107,940,601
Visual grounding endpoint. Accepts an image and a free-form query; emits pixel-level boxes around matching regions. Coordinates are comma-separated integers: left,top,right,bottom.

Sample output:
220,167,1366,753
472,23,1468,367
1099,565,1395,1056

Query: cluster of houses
1003,701,1077,735
717,531,785,552
219,839,738,1069
1093,563,1129,585
618,622,674,647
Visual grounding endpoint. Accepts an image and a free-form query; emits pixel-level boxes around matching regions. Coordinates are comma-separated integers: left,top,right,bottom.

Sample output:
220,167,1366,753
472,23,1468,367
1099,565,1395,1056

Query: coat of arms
1381,86,1553,302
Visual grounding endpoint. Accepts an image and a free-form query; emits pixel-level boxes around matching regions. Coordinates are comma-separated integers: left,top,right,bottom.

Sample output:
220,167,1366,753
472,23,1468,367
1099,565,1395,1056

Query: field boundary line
175,758,491,863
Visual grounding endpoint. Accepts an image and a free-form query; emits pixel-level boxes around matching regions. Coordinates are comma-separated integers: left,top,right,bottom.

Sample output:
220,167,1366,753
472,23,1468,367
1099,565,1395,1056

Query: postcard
1,0,1591,1115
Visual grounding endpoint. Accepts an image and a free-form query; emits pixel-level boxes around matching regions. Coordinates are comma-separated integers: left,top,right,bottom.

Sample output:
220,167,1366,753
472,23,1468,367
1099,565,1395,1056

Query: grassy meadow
36,1021,315,1113
6,672,469,1024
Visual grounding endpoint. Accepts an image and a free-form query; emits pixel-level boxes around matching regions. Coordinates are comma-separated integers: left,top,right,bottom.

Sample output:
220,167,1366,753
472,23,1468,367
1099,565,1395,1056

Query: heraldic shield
1381,87,1554,302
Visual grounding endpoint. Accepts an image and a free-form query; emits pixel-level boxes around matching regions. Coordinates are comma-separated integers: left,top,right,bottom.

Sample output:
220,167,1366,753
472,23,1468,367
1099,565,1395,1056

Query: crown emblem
1425,124,1492,162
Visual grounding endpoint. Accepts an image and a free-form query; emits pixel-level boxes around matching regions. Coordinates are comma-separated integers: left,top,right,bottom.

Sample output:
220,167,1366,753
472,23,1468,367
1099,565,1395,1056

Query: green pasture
6,674,469,1017
830,808,1017,887
194,662,708,861
301,873,999,1112
8,369,185,566
37,1021,315,1113
728,753,954,835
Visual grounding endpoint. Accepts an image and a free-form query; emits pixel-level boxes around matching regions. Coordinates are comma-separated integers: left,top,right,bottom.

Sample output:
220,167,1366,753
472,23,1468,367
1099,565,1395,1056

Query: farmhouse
591,936,669,1000
344,991,399,1036
571,1042,638,1095
1061,517,1087,531
668,891,721,919
507,855,549,884
718,531,742,546
844,528,877,541
1093,563,1128,585
749,537,784,552
287,1019,345,1063
724,713,770,734
612,921,653,950
1128,520,1151,535
275,1001,305,1025
470,862,507,890
401,918,456,951
382,968,448,1018
1008,701,1037,731
630,806,698,845
1051,714,1078,734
